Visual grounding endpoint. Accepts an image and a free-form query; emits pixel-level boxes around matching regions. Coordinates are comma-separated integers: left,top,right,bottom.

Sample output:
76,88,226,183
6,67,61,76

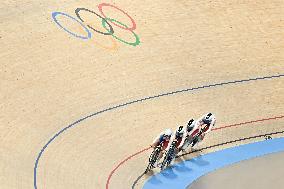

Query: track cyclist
158,126,186,169
193,112,216,146
179,118,199,152
150,129,173,167
168,126,186,155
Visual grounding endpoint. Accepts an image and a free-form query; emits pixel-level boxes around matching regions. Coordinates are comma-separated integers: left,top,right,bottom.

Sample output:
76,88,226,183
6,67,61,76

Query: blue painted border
142,137,284,189
33,74,284,189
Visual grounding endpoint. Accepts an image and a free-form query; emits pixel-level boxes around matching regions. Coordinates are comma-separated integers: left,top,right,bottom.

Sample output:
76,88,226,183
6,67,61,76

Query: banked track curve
33,73,284,189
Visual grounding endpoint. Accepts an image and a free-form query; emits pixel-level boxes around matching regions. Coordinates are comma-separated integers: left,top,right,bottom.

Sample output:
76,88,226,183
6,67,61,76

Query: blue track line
33,73,284,189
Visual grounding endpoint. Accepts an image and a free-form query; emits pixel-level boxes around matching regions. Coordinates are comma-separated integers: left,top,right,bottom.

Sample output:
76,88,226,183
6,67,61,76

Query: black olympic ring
75,8,114,36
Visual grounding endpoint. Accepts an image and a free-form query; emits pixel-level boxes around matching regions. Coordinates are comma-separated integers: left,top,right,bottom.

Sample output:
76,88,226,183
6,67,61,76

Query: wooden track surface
0,0,283,188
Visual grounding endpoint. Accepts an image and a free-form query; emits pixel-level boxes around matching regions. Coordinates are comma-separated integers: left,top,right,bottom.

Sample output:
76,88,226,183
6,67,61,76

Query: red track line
106,147,151,189
105,115,284,189
213,115,284,131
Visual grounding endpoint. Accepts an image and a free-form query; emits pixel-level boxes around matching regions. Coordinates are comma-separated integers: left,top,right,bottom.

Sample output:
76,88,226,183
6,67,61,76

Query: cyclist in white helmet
193,113,216,146
151,128,173,166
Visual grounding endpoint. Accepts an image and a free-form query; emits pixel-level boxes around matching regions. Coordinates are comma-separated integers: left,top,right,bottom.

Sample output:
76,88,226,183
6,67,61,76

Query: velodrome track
1,0,284,188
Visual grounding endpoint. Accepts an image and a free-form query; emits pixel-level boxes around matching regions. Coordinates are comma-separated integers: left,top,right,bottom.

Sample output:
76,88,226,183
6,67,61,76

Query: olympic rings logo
52,3,140,50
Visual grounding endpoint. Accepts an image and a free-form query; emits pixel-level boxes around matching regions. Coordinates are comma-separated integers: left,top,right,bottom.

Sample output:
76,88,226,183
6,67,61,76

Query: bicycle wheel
145,147,161,173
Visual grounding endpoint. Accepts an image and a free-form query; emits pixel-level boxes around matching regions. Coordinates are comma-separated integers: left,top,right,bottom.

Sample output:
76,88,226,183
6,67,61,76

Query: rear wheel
145,147,161,173
160,152,169,170
160,142,177,170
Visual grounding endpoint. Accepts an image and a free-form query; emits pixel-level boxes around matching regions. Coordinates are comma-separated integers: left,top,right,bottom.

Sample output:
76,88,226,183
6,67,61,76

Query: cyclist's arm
151,132,163,147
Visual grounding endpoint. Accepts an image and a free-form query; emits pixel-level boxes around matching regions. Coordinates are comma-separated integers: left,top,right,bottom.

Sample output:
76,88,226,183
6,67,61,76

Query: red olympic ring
98,3,137,31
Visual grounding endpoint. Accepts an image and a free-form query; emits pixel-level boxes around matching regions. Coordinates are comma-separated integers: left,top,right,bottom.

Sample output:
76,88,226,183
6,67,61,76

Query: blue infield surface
143,137,284,189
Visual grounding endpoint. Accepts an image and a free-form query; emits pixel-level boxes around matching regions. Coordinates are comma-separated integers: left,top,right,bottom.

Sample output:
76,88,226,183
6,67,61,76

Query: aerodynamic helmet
164,128,173,137
187,119,195,132
175,126,184,137
202,113,213,125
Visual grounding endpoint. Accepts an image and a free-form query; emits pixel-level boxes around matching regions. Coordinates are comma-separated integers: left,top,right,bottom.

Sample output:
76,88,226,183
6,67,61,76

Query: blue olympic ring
52,11,92,40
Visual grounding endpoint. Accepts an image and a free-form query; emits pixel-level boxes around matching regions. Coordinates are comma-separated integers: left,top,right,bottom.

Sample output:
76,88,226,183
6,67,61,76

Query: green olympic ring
102,18,140,47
